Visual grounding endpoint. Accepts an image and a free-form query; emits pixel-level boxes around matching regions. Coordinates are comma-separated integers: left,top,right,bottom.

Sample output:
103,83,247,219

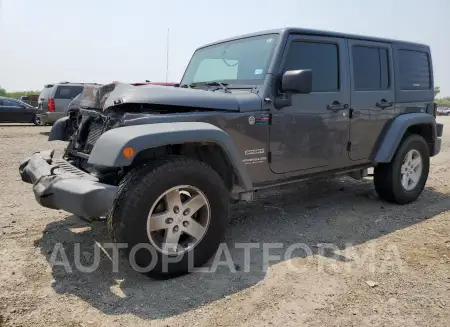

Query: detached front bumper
19,150,117,218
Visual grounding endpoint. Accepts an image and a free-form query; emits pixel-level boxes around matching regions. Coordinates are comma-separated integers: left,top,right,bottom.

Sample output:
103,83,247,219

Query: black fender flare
374,113,438,163
88,122,253,191
48,116,70,141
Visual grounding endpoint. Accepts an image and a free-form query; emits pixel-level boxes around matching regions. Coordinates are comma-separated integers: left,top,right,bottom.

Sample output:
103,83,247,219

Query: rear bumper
19,150,117,218
433,123,444,156
434,138,442,156
436,123,443,137
37,112,64,124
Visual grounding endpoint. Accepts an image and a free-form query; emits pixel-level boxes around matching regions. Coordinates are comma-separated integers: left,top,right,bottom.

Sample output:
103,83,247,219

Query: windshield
181,34,279,86
17,99,32,107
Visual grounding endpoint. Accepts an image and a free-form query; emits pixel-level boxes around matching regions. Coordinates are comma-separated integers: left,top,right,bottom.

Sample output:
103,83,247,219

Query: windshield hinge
251,86,260,95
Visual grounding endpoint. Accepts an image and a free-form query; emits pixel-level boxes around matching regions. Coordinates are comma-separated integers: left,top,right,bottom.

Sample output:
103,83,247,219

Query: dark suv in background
37,82,98,125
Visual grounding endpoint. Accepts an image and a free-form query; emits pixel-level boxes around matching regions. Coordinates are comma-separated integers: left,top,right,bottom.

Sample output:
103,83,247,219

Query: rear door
54,85,84,113
17,101,36,122
347,40,395,160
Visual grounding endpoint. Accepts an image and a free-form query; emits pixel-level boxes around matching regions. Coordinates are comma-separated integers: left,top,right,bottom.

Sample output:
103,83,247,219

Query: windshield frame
180,33,280,88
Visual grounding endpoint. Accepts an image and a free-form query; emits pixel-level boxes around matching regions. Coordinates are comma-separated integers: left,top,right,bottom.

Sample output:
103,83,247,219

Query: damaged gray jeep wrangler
20,28,443,277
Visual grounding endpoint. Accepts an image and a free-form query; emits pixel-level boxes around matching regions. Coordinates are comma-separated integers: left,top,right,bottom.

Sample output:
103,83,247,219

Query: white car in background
437,107,450,116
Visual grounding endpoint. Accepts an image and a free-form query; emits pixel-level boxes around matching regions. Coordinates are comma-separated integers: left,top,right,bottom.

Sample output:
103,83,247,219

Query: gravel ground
0,118,449,327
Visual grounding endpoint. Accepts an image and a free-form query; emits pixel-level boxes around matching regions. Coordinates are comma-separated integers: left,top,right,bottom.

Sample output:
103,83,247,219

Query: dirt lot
0,119,449,327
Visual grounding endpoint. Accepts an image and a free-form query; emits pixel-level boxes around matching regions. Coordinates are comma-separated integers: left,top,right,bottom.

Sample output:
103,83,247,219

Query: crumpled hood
100,83,262,112
74,82,261,112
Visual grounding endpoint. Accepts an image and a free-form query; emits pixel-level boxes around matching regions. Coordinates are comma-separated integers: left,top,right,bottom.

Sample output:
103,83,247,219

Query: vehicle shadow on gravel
34,176,450,320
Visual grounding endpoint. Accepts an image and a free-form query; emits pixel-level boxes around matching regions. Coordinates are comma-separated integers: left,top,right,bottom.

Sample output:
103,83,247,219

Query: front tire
107,156,230,278
374,134,430,204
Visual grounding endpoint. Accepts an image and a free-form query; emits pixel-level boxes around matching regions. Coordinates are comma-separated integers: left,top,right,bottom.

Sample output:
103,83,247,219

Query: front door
0,100,8,122
347,40,395,160
0,99,19,122
2,99,29,122
269,35,350,173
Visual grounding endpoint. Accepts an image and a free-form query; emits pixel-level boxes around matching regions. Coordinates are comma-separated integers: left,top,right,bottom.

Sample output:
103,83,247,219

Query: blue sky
1,0,449,96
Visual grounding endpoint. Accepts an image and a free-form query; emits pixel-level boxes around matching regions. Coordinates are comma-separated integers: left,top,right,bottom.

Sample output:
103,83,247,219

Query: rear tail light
48,98,55,112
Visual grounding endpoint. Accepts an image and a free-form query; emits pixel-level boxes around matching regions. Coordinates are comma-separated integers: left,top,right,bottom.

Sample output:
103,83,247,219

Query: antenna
165,28,169,83
0,0,3,30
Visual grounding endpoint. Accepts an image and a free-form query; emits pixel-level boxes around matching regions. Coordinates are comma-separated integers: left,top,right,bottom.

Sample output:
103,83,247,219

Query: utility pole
165,28,169,83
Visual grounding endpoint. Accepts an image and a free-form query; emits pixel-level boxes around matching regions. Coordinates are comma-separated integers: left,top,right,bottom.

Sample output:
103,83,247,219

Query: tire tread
374,134,429,204
106,155,229,277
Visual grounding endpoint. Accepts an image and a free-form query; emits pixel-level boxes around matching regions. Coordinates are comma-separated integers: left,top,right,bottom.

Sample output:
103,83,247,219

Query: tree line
0,86,40,99
434,86,450,107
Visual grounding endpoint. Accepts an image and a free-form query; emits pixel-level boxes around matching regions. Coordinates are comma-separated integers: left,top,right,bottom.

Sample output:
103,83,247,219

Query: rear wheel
374,134,429,204
107,156,230,278
33,115,42,126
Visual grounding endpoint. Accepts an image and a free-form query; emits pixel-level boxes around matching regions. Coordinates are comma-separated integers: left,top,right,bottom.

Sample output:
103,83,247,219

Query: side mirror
281,69,312,94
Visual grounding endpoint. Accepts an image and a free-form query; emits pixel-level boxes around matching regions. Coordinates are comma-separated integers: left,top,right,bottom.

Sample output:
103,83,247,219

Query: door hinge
349,108,354,119
268,113,272,125
347,142,352,151
267,151,272,163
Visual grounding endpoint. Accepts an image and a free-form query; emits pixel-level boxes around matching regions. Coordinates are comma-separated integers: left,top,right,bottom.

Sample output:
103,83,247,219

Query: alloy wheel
400,149,423,191
146,185,211,256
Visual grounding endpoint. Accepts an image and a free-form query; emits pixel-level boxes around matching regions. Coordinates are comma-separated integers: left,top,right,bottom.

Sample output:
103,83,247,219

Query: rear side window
352,46,390,90
283,41,339,92
2,99,21,107
39,87,53,99
54,86,84,99
398,50,431,90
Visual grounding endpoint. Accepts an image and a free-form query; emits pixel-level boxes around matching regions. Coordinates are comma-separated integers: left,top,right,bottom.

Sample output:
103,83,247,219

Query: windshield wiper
203,81,230,93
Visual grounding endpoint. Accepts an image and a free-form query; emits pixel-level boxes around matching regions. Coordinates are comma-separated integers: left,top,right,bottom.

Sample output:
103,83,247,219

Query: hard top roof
199,27,428,49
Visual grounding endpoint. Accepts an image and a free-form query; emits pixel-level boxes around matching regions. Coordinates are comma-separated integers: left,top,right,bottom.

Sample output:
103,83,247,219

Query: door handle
327,101,348,113
376,99,394,109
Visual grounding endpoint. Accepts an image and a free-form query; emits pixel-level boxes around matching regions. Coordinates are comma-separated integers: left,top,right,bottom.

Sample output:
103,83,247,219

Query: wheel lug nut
173,225,179,232
183,221,189,227
165,218,173,224
173,206,179,214
183,209,190,216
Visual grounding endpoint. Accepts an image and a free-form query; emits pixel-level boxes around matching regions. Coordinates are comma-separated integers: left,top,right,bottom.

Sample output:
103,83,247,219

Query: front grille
87,121,104,144
85,121,104,152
